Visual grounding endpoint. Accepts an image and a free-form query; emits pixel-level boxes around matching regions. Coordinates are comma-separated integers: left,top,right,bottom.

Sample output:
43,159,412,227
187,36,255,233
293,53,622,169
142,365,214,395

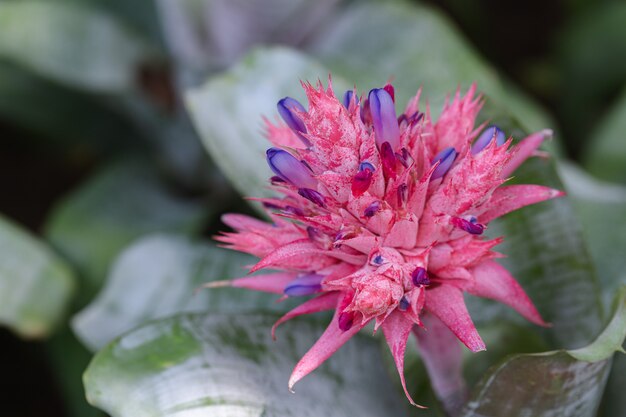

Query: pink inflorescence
213,80,563,406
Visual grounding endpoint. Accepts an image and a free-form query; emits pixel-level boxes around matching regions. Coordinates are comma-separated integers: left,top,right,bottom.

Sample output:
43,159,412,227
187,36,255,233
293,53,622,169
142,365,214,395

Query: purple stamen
298,188,326,208
364,201,381,217
412,267,431,287
396,148,413,168
369,88,400,150
277,97,310,146
472,125,506,154
397,183,408,206
338,311,355,331
371,253,384,266
431,147,457,180
399,297,410,311
284,273,323,296
266,148,317,189
342,90,359,109
451,216,486,235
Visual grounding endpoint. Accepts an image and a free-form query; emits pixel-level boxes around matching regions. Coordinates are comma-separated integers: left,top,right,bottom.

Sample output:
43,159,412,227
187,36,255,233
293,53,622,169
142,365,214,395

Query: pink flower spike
424,285,486,352
209,81,560,404
382,311,426,408
272,292,340,339
288,309,369,392
467,261,549,326
501,129,553,178
414,313,467,415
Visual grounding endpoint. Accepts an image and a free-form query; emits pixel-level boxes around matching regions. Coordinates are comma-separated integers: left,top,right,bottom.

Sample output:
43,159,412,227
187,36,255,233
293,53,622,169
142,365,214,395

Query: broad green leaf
558,162,626,305
0,61,140,151
460,286,626,417
583,87,626,184
0,214,75,338
84,313,410,417
309,1,552,135
72,234,294,351
186,47,348,201
44,159,208,302
0,1,153,93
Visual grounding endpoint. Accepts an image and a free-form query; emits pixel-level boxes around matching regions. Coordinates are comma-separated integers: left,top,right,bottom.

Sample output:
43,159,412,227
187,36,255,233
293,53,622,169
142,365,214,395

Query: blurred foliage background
0,0,625,416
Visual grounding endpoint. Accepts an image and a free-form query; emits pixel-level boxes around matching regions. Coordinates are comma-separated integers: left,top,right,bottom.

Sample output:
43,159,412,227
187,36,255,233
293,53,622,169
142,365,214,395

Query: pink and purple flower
210,80,562,406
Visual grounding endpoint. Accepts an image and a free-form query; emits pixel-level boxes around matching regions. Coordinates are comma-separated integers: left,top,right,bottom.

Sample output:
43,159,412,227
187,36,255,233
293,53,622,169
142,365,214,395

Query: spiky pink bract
214,80,561,406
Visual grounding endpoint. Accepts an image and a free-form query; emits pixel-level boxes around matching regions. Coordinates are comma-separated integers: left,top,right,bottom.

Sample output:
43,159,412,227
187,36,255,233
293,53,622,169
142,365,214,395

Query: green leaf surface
186,47,348,201
0,1,152,93
0,61,141,151
84,313,409,417
583,87,626,184
558,162,626,306
460,286,626,417
309,1,552,136
44,159,208,302
0,214,75,338
72,234,294,351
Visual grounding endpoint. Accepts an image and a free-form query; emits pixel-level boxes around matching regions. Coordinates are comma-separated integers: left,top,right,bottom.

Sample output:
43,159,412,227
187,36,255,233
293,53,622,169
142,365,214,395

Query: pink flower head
212,80,563,406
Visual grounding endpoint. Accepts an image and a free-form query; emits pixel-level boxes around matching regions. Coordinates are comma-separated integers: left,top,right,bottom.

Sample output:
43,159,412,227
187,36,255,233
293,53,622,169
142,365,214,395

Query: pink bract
212,80,562,406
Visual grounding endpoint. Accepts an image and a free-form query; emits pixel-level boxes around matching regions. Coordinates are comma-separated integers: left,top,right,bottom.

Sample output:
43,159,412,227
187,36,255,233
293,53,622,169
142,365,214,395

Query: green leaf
0,1,153,93
84,313,410,417
0,61,140,151
460,286,626,417
558,162,626,306
583,87,626,184
186,47,348,201
0,214,75,338
309,1,552,135
44,159,208,302
72,234,294,351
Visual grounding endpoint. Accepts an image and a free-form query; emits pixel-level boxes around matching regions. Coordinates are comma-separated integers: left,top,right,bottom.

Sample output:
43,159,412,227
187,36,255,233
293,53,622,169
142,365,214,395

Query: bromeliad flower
210,80,563,406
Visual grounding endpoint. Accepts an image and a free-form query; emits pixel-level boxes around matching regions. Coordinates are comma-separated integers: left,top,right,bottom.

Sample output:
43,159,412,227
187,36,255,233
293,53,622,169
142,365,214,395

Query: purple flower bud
338,311,355,331
284,274,323,296
298,188,326,207
472,125,506,154
371,253,384,266
342,90,359,109
431,147,457,180
369,88,400,150
412,267,430,287
398,296,410,311
277,97,310,146
266,148,317,189
364,201,381,217
451,216,485,235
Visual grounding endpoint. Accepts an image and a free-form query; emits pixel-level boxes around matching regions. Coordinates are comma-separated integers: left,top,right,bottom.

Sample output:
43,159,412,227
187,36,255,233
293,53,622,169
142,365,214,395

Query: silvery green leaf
584,87,626,184
44,159,208,301
186,47,348,201
84,313,410,417
0,214,75,338
460,286,626,417
0,1,152,93
72,234,293,351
